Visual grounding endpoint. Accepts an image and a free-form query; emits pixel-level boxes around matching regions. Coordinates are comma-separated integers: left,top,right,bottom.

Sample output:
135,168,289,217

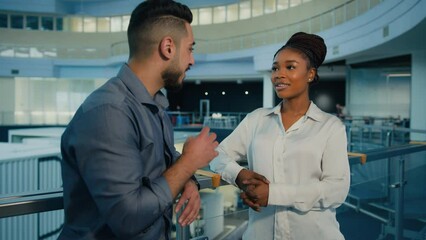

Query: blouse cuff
221,163,245,186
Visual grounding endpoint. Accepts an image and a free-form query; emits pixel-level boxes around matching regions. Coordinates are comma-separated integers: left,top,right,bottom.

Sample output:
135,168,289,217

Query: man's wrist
190,175,201,190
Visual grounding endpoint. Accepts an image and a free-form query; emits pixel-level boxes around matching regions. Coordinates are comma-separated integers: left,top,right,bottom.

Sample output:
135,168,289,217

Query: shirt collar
117,64,169,110
305,102,324,122
265,101,325,122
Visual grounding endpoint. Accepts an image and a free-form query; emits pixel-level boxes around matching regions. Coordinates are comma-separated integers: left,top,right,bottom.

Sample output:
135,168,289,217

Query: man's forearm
163,159,195,198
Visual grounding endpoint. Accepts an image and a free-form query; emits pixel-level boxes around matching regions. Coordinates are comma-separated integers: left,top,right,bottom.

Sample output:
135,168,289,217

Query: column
262,72,274,108
411,51,426,141
0,77,16,124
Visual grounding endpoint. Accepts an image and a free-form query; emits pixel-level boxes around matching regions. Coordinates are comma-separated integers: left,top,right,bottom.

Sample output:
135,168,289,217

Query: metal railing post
390,156,406,240
386,130,393,147
176,202,190,240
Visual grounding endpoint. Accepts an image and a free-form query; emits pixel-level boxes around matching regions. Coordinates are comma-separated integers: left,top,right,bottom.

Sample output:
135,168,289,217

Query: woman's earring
308,79,312,82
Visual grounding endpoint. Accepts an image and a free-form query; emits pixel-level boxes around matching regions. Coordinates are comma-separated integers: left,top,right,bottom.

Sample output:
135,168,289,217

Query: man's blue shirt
60,64,177,240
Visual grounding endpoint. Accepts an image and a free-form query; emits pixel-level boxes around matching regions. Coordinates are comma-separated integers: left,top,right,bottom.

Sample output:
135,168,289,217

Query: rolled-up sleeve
209,117,249,185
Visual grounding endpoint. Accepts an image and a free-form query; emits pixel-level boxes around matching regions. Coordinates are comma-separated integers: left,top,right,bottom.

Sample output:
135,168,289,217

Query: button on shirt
210,102,350,240
60,64,177,240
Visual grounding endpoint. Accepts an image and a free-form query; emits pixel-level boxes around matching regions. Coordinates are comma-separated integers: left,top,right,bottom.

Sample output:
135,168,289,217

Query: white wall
0,77,107,125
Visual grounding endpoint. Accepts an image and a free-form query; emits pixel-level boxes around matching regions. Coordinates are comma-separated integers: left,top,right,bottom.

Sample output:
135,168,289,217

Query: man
59,1,219,239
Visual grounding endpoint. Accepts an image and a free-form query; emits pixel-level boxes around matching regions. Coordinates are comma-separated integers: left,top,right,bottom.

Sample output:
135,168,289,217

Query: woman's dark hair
273,32,327,84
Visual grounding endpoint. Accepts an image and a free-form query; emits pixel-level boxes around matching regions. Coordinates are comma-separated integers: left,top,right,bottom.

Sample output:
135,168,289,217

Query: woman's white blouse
209,102,350,240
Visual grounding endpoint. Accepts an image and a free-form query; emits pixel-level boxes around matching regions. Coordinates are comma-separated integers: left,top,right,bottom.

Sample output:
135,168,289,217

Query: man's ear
159,36,175,60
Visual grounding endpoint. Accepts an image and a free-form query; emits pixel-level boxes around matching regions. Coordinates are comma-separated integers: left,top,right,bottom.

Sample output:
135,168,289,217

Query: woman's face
271,48,315,100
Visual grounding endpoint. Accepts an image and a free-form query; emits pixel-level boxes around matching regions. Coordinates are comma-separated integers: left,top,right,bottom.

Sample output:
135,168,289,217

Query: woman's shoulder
311,104,344,127
319,111,346,131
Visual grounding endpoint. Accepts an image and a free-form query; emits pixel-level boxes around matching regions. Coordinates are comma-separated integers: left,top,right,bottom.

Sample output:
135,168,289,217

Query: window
239,1,251,20
11,15,24,29
252,0,264,17
277,0,290,10
110,16,121,32
97,17,110,32
56,17,63,31
41,16,53,30
15,47,30,58
213,6,226,24
199,7,212,25
122,15,130,31
30,47,43,58
0,13,8,28
26,16,39,30
70,17,83,32
0,47,14,57
290,0,302,7
265,0,277,14
192,9,199,25
83,17,96,32
227,4,238,22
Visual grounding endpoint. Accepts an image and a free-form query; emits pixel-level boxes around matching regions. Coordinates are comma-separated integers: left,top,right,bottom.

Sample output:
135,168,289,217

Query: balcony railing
1,142,426,239
0,0,383,59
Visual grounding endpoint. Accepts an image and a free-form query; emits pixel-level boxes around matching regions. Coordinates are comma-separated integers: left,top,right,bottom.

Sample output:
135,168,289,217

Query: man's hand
180,127,219,172
175,180,200,226
164,127,218,199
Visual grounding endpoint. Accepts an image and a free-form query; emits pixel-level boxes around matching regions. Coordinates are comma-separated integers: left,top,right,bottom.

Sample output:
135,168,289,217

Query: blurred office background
0,0,425,239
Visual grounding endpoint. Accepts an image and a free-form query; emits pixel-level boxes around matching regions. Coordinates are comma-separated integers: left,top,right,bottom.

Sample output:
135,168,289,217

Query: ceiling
344,16,426,65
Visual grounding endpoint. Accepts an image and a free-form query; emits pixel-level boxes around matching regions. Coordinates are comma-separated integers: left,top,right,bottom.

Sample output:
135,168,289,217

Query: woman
210,32,350,239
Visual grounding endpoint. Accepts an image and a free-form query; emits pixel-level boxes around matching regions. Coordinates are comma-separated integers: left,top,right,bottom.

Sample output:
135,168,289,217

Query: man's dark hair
127,0,193,59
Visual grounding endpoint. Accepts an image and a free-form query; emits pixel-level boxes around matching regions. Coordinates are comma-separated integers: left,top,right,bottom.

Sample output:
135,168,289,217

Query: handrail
0,174,221,219
0,189,63,219
348,143,426,165
345,122,426,135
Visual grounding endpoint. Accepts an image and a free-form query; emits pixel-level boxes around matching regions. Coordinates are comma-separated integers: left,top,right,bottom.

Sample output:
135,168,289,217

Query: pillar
262,72,274,108
411,51,426,141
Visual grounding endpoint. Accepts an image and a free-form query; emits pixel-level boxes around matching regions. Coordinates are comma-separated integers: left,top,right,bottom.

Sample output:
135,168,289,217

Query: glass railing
345,122,426,151
344,143,426,240
1,143,425,239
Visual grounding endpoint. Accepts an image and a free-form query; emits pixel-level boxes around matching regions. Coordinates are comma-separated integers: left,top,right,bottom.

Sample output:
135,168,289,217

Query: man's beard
162,60,184,92
162,68,183,92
